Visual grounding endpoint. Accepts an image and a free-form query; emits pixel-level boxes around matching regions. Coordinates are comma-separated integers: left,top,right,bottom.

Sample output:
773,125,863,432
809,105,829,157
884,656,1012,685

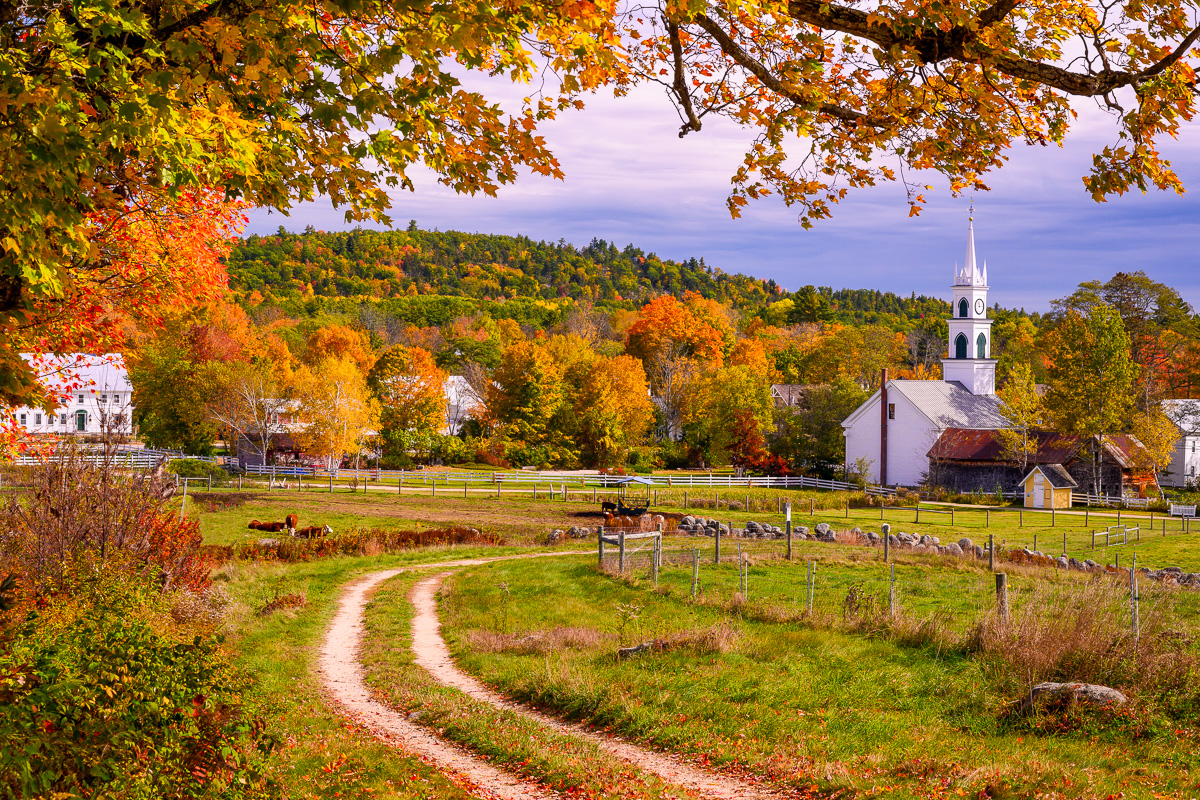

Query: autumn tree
1043,305,1140,493
995,361,1044,472
305,325,376,376
368,345,447,463
295,357,379,470
630,1,1200,224
0,1,619,406
206,361,293,467
488,341,575,467
563,354,655,467
773,378,867,477
683,365,774,466
1128,410,1180,492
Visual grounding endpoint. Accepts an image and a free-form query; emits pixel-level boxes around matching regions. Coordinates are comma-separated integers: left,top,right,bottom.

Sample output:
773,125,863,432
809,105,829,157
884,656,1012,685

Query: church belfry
941,211,997,395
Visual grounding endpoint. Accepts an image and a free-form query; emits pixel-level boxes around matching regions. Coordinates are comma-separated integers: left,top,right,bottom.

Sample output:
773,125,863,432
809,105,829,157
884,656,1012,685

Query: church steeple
942,209,997,395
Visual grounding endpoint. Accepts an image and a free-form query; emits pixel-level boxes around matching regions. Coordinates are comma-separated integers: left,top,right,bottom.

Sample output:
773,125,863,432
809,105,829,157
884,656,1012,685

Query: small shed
1020,464,1077,509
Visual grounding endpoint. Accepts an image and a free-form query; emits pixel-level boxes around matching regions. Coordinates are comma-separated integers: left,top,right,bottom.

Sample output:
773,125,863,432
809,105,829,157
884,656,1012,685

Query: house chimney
879,368,889,486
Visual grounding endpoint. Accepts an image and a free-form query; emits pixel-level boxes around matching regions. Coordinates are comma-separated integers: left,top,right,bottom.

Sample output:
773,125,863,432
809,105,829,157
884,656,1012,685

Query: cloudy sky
247,76,1200,313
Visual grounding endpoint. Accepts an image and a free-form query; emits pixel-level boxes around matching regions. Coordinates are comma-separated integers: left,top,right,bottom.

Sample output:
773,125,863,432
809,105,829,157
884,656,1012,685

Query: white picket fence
1072,491,1151,509
8,447,238,470
239,464,894,493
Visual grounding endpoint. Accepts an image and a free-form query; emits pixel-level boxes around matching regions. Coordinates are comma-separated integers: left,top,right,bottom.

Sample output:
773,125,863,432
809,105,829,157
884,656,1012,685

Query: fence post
464,481,468,499
652,527,661,586
995,573,1009,622
654,489,658,507
714,525,721,564
1033,533,1037,553
1051,508,1055,527
598,526,605,568
1085,509,1089,527
1117,508,1121,525
329,472,334,493
207,473,212,491
786,519,793,561
810,497,815,516
432,480,436,497
806,560,814,614
297,473,302,492
988,533,995,571
889,563,896,617
1131,553,1139,642
745,493,750,512
1019,509,1023,527
684,490,688,508
915,505,920,524
691,547,698,598
985,508,989,527
1091,530,1095,549
846,500,849,519
950,507,954,526
1062,529,1067,555
618,529,626,573
883,523,890,562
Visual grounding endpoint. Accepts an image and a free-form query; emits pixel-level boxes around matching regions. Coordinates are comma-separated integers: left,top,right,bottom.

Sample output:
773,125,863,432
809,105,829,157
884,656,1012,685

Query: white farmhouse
1161,399,1200,488
10,353,135,435
841,216,1004,487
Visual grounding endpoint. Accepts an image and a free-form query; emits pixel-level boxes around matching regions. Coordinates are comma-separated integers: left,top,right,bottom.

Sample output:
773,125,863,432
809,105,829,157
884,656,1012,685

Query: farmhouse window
888,403,895,420
59,414,66,425
78,394,84,404
19,413,26,426
35,414,41,425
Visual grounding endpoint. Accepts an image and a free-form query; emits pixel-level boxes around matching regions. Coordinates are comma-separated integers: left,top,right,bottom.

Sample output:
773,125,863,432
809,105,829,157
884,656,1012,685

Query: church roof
841,380,1004,430
889,380,1005,429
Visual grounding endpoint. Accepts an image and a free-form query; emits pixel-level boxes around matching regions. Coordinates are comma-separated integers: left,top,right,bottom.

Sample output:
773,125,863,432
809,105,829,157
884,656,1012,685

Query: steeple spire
956,202,984,286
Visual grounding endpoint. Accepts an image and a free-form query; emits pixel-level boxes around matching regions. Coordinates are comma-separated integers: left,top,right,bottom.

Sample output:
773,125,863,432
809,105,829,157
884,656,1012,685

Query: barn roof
1021,464,1079,489
928,429,1147,467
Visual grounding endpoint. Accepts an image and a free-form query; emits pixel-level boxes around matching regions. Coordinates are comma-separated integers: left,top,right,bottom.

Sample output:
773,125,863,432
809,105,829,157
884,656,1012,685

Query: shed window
954,333,968,359
888,403,895,420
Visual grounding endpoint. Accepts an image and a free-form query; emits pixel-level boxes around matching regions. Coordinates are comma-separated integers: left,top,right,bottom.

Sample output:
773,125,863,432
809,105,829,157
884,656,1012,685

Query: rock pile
546,525,595,543
676,516,731,536
675,515,790,538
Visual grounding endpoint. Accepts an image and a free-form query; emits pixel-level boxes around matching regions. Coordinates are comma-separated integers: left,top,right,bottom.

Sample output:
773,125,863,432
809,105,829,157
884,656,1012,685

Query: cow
285,513,299,529
601,501,618,513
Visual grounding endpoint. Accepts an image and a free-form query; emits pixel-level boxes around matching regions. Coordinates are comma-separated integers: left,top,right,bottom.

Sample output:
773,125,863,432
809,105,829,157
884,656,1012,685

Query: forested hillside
226,226,954,330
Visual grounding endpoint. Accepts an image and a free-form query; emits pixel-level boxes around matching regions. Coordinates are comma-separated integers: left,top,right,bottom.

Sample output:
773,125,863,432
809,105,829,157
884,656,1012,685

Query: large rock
796,526,810,537
815,522,831,536
1019,682,1128,715
946,542,963,556
958,537,974,551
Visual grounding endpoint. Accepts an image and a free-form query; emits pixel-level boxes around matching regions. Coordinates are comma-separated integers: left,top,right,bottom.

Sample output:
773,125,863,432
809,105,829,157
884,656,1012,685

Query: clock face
974,298,985,316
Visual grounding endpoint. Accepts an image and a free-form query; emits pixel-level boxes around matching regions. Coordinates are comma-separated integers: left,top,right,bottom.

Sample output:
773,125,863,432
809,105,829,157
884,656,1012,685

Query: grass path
408,571,786,800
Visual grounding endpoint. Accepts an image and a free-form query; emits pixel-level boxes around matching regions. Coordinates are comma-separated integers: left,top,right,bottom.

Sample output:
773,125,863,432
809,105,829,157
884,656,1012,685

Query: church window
958,298,968,318
976,333,987,359
955,333,968,359
888,403,895,420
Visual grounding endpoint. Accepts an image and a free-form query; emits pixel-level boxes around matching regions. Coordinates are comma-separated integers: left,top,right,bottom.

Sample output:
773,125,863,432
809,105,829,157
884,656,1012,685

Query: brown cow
285,513,299,530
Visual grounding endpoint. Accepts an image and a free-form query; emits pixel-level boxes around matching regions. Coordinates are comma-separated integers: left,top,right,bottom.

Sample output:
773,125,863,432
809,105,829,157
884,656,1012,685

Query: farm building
9,353,135,436
1161,399,1200,488
926,428,1158,498
1019,465,1077,509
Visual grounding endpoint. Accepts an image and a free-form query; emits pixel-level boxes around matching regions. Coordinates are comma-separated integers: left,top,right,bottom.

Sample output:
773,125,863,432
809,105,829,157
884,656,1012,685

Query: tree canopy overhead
637,0,1198,223
0,0,618,406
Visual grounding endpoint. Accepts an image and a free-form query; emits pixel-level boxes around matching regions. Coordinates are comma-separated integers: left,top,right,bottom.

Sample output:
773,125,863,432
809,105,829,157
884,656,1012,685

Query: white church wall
885,389,942,487
844,391,882,483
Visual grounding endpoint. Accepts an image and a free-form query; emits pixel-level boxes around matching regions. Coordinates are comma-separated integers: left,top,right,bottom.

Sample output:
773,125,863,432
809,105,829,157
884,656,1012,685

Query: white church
841,216,1006,487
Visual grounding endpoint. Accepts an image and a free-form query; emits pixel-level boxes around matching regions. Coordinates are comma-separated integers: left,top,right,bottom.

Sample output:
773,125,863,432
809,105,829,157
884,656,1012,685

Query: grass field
439,555,1200,799
185,484,1200,572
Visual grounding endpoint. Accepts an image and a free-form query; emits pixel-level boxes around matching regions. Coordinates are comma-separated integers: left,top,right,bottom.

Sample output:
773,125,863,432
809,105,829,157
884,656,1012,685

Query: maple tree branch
693,14,891,127
667,19,704,137
783,0,1197,97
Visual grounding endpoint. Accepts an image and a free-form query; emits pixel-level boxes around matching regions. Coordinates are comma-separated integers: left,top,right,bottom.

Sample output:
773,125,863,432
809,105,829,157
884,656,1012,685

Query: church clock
974,298,985,316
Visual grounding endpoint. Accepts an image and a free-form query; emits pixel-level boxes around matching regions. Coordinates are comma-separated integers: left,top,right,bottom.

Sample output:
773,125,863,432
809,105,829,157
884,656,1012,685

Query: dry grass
256,591,308,617
463,626,611,654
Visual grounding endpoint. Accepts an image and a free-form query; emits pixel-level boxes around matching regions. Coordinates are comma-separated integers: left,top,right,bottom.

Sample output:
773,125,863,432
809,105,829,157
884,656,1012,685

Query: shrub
169,458,229,481
0,591,275,799
0,450,212,595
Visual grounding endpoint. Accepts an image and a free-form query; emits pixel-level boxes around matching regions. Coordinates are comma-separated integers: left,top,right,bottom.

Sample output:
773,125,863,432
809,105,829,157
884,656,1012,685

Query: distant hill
225,226,954,329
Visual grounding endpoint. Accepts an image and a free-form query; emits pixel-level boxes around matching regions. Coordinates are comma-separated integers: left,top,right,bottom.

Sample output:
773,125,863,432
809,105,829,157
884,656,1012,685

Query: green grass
359,572,710,799
439,555,1200,799
185,485,1200,571
218,545,541,799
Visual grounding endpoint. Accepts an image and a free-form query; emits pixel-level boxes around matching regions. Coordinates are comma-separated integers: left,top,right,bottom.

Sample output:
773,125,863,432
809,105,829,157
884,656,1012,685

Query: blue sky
247,81,1200,313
